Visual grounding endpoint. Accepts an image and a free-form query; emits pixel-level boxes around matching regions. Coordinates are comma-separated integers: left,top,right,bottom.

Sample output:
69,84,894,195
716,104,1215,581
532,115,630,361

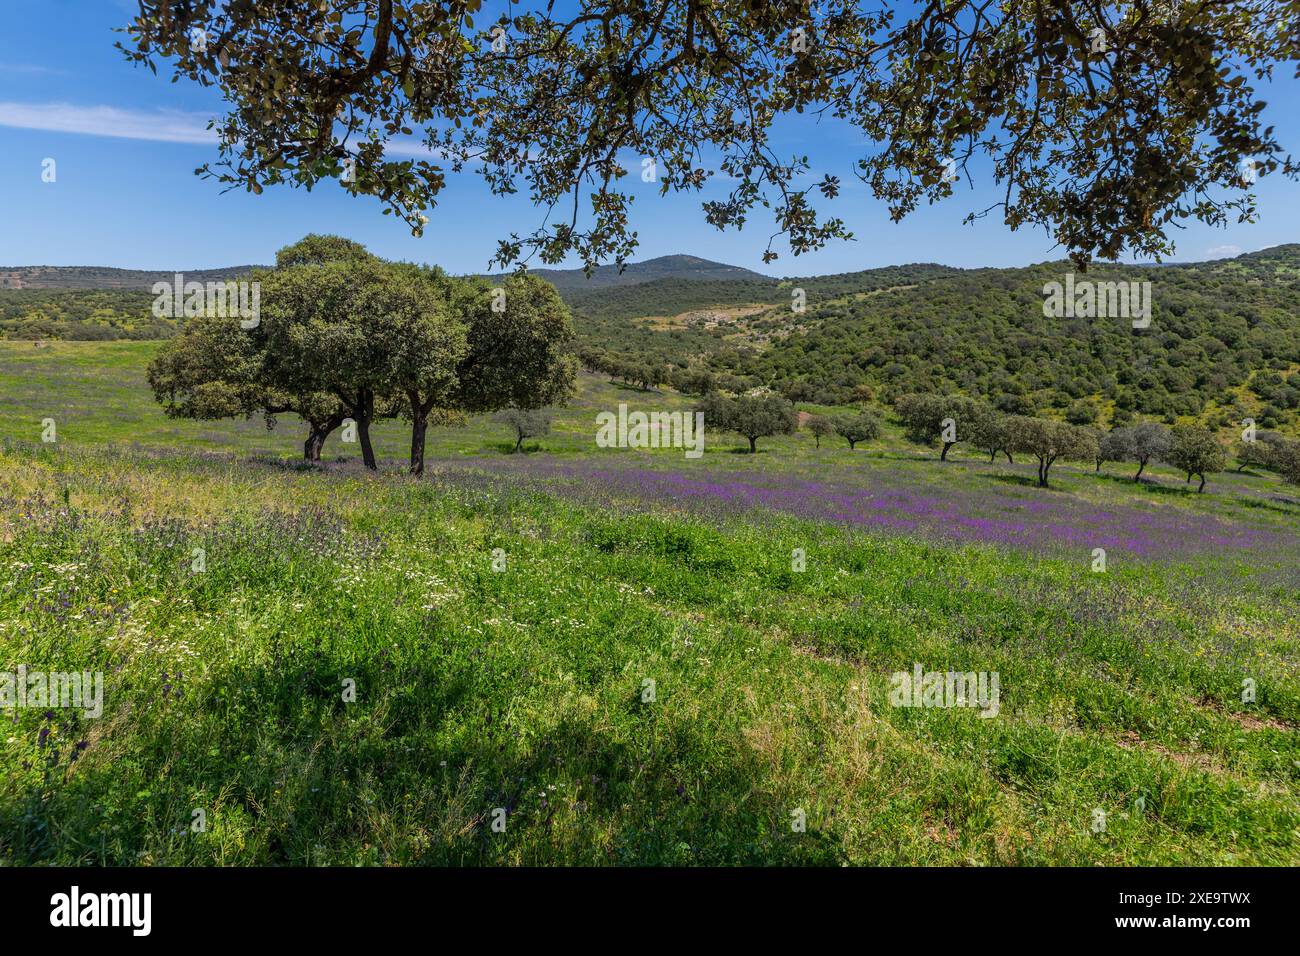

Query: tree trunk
357,419,377,470
345,390,376,470
407,391,431,476
1095,460,1101,473
514,434,524,453
409,417,428,476
304,414,345,462
1134,460,1145,482
814,435,820,448
1038,460,1049,487
848,440,857,450
941,442,953,461
748,436,757,453
355,390,377,470
1197,474,1206,493
1004,450,1014,464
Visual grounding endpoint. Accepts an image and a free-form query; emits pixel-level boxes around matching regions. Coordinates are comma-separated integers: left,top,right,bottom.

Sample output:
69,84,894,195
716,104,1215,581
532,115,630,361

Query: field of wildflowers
1,343,1298,865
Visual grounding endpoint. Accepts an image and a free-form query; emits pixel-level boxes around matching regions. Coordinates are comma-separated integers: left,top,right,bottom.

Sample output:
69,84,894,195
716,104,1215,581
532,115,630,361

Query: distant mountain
501,254,769,291
0,265,265,291
2,254,763,293
560,244,1300,433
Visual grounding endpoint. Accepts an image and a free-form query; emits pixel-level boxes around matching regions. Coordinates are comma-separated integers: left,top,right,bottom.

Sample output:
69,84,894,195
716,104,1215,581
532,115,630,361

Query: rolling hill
5,246,1300,431
0,264,264,291
509,253,768,290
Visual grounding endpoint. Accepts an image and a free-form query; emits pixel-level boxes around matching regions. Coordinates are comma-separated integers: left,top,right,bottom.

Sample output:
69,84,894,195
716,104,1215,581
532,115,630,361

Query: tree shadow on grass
1139,481,1203,499
489,441,546,455
1092,471,1215,499
611,383,661,396
0,653,846,866
986,473,1058,490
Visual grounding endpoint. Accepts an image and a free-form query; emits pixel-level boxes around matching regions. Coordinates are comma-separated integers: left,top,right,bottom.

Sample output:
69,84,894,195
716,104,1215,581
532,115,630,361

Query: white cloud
1204,244,1242,259
0,101,218,144
0,100,441,159
0,63,64,76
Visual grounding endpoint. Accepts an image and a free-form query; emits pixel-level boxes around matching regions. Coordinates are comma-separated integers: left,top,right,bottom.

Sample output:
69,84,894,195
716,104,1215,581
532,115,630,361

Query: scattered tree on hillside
1097,428,1128,475
1103,422,1171,482
1233,430,1288,472
1166,426,1227,493
147,234,398,461
968,412,1016,464
895,394,989,461
1006,417,1098,488
181,236,577,475
806,415,835,448
495,407,552,453
443,274,576,472
258,257,407,470
698,393,797,454
1079,425,1106,472
1273,438,1300,487
834,410,882,450
849,384,875,406
147,279,353,461
671,367,716,397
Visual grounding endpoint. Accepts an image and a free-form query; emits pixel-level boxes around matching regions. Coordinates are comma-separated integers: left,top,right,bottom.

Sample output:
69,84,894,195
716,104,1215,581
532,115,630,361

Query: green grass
1,341,1297,865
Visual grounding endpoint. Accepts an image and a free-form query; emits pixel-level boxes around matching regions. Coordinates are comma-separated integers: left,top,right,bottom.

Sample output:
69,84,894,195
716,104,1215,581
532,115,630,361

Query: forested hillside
0,264,261,290
731,250,1300,427
0,288,167,340
567,246,1300,431
5,247,1300,430
517,253,767,290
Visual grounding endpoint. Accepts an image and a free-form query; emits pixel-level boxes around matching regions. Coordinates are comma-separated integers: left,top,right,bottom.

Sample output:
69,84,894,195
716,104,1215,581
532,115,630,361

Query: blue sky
2,0,1299,276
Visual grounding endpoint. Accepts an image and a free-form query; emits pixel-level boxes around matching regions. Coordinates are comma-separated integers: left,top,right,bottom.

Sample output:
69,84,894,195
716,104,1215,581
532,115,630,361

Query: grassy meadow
1,340,1298,865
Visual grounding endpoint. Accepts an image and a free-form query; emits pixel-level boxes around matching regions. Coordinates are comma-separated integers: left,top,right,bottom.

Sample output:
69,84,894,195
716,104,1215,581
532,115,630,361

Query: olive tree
806,414,835,448
1104,421,1171,482
698,393,797,454
1165,426,1227,493
895,394,989,461
1273,438,1300,487
1007,417,1098,488
1233,430,1289,472
834,410,882,450
495,408,552,453
968,411,1016,464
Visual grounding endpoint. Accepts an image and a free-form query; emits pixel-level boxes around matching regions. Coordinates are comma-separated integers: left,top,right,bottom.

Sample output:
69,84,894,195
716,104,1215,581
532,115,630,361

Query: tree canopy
150,236,575,472
833,409,882,450
1007,416,1098,487
119,1,1299,271
698,392,797,453
1166,425,1228,492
